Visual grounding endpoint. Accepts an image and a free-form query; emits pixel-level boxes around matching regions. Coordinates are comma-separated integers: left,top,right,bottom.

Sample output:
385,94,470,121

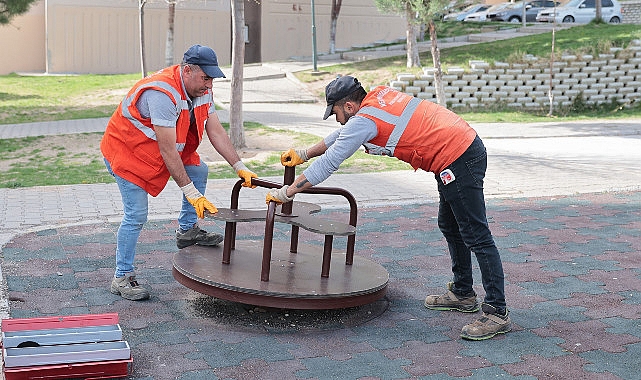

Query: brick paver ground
3,191,640,379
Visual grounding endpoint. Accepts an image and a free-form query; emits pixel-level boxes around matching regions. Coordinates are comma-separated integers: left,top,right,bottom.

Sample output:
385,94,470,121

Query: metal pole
311,0,318,72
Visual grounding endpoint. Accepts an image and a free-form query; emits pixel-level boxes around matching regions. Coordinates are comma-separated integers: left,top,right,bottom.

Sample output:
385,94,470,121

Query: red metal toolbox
2,313,132,380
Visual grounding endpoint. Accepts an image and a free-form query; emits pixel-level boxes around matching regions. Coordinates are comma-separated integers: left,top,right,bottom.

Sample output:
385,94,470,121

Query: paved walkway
1,25,641,379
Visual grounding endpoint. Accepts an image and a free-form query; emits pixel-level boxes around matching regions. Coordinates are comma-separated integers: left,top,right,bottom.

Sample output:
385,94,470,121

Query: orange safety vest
100,65,210,196
359,86,477,174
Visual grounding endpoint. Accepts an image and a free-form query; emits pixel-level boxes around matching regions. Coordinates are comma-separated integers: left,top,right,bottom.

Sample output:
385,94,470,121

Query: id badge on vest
440,169,456,185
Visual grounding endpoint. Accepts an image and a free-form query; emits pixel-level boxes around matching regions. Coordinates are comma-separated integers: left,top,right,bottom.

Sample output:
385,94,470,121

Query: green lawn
1,22,640,187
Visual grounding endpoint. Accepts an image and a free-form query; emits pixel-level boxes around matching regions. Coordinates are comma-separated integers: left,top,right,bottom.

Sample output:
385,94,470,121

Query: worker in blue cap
101,45,257,301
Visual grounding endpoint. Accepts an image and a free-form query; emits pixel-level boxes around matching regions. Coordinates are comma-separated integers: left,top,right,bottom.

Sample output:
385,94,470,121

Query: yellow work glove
180,182,218,218
266,185,295,205
233,161,258,188
280,148,308,167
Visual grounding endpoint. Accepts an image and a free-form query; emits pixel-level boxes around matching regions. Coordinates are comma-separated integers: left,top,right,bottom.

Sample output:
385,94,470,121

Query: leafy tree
0,0,39,25
376,0,421,67
375,0,448,67
375,0,449,105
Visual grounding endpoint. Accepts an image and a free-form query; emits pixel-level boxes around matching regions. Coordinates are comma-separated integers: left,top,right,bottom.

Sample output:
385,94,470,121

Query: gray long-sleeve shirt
302,115,378,186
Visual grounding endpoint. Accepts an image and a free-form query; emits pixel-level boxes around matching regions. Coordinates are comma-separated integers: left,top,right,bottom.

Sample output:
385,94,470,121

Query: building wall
260,0,407,62
0,0,406,75
0,1,46,74
44,0,230,75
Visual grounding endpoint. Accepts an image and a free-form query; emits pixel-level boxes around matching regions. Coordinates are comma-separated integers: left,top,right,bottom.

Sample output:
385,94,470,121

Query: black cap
183,44,226,78
323,76,363,120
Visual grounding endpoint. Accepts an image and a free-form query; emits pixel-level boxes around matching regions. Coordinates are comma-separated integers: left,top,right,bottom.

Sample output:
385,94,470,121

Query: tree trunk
165,1,176,67
548,27,556,117
329,0,342,54
230,0,246,149
428,21,445,106
139,0,147,78
405,4,420,68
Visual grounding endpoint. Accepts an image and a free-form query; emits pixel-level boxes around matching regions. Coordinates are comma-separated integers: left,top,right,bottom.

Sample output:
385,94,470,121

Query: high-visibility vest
101,65,210,196
359,86,477,174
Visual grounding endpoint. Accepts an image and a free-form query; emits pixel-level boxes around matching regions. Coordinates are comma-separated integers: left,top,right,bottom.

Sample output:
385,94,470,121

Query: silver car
488,0,560,22
464,2,510,21
536,0,623,23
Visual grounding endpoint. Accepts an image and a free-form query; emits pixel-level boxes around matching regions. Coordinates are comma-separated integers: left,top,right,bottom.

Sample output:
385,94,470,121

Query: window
582,0,595,8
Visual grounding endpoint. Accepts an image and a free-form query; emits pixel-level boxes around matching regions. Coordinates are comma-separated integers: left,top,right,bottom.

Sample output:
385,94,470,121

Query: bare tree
427,21,445,105
548,1,558,116
165,0,177,67
138,0,148,78
329,0,342,54
229,0,246,149
404,2,420,68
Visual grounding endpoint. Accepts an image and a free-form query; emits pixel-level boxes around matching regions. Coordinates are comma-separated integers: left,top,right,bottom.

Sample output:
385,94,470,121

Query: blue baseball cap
183,44,225,78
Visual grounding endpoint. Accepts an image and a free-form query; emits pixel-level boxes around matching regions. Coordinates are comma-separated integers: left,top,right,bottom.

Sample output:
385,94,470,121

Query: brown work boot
424,282,480,313
110,273,149,301
176,225,223,249
461,303,511,341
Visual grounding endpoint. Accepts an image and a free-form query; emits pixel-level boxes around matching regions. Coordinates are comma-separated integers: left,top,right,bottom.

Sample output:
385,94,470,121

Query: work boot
110,273,149,301
461,303,512,341
424,282,480,313
176,225,223,249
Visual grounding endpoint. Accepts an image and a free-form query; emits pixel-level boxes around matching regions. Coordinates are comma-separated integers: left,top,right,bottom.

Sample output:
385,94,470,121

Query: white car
536,0,623,23
444,4,491,21
464,2,510,21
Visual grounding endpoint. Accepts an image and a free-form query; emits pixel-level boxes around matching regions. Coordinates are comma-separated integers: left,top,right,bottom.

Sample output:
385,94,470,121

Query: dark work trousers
435,135,506,311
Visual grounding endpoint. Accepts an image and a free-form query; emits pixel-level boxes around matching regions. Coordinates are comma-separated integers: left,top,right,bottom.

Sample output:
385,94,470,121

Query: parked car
536,0,622,23
464,2,510,21
444,3,491,21
488,0,560,22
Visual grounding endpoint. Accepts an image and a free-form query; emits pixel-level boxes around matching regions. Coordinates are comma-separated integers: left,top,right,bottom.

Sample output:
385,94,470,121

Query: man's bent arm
305,139,329,160
286,174,314,197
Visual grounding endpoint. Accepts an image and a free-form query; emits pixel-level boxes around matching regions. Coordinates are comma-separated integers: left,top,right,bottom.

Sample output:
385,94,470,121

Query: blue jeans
435,135,506,310
104,159,209,277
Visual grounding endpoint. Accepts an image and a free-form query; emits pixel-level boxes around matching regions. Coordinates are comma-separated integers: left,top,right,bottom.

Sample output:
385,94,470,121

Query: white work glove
180,182,218,218
232,161,257,188
266,185,295,205
280,149,308,167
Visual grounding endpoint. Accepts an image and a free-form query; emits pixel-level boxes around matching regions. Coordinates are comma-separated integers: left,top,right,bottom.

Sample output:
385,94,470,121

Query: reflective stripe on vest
120,80,192,151
359,96,421,156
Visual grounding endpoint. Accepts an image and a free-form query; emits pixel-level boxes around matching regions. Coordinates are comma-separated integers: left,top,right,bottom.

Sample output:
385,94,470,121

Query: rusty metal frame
222,166,358,281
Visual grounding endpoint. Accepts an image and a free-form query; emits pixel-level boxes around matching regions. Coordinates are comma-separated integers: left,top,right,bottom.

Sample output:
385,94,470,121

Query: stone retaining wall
390,39,641,109
622,0,641,23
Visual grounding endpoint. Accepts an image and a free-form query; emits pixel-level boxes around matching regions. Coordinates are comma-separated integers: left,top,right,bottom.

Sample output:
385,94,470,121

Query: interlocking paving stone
1,191,639,379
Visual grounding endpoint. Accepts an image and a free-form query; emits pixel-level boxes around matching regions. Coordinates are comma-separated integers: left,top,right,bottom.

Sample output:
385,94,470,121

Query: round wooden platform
172,240,389,309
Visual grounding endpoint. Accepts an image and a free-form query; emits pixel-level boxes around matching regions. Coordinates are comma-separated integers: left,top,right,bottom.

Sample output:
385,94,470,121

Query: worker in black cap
102,44,257,301
266,75,510,341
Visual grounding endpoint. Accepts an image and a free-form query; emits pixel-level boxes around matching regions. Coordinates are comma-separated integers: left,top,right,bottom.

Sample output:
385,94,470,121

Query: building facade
0,0,407,75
